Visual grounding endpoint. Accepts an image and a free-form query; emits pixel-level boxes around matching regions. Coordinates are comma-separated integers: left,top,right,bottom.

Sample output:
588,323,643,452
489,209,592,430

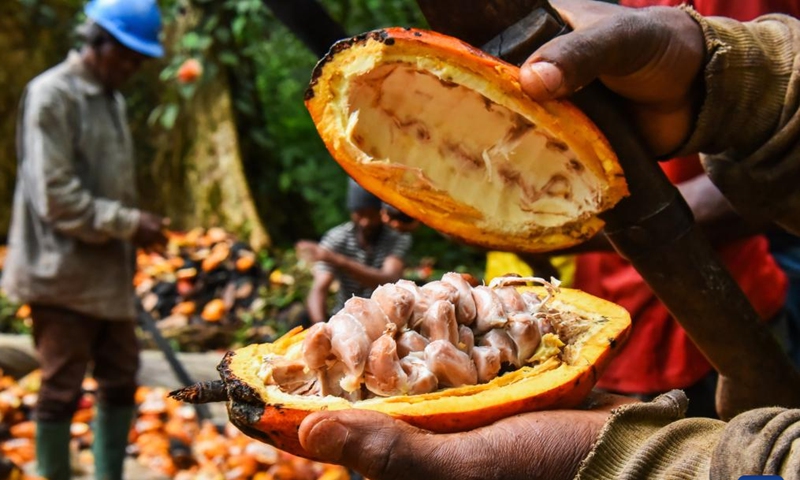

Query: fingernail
308,419,349,461
528,62,563,94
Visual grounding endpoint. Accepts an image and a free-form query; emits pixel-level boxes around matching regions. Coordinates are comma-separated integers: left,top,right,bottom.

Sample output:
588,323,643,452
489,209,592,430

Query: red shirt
574,156,787,393
621,0,800,20
574,0,795,394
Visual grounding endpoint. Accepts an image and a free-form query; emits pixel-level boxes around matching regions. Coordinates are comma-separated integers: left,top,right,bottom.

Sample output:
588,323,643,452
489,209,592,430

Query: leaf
249,130,272,149
177,83,198,100
234,99,256,116
160,103,180,130
147,104,165,127
181,31,201,49
159,63,179,82
232,16,247,41
278,172,293,191
219,51,239,66
203,15,220,33
214,28,231,44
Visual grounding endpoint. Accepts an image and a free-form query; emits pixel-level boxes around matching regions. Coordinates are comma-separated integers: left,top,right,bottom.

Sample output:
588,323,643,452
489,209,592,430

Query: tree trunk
178,72,271,250
153,6,271,250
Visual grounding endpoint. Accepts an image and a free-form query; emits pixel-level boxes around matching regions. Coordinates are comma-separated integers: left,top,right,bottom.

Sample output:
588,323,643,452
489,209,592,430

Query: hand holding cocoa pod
298,391,637,480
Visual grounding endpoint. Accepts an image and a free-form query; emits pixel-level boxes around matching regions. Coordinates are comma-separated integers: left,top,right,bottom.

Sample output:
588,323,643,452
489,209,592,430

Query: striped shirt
315,222,412,311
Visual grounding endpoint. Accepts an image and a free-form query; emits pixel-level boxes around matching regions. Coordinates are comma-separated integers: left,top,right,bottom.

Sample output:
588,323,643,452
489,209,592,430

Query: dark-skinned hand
521,0,705,156
299,392,636,480
132,211,169,250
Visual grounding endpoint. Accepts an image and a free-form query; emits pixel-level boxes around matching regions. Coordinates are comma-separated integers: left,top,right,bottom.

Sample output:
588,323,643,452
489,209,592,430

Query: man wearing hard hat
2,1,168,478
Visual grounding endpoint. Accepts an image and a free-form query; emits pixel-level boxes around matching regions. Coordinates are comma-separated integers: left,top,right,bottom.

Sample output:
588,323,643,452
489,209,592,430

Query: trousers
31,304,139,421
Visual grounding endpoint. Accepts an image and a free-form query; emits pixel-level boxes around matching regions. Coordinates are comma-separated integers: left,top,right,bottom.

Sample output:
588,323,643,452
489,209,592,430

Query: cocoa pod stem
169,380,228,404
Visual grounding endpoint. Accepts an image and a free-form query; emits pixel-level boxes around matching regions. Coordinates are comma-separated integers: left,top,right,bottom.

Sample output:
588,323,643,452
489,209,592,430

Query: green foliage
249,21,342,234
3,0,481,279
152,0,430,236
1,0,488,347
147,0,482,273
322,0,429,31
11,0,83,28
275,0,428,232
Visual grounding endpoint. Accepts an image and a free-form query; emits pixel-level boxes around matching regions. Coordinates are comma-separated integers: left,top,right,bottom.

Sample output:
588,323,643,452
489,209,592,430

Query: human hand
299,392,636,480
520,0,705,156
295,240,330,264
132,211,169,250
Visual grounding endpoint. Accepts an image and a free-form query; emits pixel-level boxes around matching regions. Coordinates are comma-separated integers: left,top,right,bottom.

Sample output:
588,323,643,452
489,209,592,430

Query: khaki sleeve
677,10,800,235
710,407,800,480
19,81,140,243
576,390,800,480
575,390,724,480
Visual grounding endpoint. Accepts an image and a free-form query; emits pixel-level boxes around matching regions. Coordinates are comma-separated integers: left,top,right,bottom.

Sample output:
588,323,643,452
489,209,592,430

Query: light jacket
2,51,141,320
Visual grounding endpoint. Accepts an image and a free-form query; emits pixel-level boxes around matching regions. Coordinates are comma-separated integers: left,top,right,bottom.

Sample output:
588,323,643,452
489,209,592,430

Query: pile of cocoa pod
0,369,349,479
260,273,573,400
131,387,349,479
136,227,263,326
3,228,297,350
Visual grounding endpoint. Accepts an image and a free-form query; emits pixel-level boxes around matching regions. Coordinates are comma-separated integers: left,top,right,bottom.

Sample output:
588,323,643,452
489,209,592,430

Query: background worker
1,1,168,478
295,1,800,478
296,178,412,324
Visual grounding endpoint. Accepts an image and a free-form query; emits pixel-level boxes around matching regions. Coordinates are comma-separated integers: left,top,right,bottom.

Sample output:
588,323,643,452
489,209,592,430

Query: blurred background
0,0,488,345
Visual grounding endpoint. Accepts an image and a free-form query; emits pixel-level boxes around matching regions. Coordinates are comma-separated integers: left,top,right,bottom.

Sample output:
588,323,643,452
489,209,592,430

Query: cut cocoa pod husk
171,282,630,461
305,28,628,253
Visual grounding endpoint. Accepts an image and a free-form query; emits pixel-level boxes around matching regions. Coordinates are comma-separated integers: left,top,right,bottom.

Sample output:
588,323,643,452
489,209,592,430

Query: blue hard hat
85,0,164,58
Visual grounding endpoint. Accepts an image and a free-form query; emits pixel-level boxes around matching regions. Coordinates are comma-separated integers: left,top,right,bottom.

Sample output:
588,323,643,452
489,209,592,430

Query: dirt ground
24,457,172,480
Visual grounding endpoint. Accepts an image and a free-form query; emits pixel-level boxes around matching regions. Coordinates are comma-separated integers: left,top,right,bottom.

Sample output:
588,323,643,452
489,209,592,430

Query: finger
299,410,487,480
161,217,172,227
520,12,657,101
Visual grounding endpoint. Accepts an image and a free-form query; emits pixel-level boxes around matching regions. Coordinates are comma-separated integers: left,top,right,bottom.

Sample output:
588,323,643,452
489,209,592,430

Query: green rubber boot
92,405,134,480
35,420,72,480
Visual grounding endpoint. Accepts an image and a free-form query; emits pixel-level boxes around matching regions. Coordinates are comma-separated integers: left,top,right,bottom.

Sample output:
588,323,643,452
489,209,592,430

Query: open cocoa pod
171,276,630,461
305,28,628,253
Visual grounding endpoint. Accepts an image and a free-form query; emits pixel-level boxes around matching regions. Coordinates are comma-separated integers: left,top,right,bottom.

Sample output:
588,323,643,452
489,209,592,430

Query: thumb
520,21,636,101
520,8,671,102
299,410,480,480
